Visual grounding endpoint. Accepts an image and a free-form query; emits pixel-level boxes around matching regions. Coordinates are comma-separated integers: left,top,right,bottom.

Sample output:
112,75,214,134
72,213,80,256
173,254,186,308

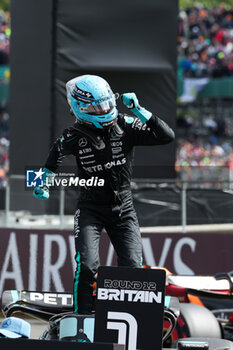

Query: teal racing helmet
66,75,118,129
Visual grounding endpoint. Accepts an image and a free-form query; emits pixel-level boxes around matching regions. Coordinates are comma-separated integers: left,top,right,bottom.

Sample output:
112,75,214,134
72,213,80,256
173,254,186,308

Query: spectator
178,3,233,78
0,10,10,188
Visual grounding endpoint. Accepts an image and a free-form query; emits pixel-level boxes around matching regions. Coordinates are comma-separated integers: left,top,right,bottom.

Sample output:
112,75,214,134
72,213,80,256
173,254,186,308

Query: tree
0,0,9,11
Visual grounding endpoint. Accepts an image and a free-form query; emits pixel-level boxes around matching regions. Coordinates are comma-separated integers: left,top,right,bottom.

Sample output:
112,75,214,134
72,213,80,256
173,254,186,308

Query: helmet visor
80,94,118,116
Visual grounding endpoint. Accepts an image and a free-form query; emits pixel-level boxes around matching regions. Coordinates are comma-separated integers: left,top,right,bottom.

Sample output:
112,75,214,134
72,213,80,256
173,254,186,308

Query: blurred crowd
178,3,233,78
176,2,233,181
0,10,9,65
176,106,233,180
0,108,9,187
0,10,9,188
176,137,233,181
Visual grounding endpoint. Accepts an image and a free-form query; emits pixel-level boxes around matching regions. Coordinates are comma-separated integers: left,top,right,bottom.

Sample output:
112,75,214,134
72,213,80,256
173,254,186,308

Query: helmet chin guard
66,75,118,129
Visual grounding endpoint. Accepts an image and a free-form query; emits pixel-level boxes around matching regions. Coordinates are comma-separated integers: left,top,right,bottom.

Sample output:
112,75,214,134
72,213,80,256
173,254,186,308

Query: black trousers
73,191,142,314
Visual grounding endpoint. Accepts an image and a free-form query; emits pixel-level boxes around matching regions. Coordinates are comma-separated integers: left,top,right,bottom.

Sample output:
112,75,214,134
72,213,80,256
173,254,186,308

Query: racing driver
33,74,175,314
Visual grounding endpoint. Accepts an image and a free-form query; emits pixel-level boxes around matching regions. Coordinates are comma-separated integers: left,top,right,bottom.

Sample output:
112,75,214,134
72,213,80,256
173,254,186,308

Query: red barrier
0,227,233,303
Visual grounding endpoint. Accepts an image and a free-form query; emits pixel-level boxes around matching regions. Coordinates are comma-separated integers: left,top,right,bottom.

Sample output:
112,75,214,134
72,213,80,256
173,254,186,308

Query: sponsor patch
124,116,134,124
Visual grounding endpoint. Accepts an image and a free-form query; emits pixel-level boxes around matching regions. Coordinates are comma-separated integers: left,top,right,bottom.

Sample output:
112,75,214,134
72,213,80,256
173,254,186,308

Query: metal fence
2,174,233,232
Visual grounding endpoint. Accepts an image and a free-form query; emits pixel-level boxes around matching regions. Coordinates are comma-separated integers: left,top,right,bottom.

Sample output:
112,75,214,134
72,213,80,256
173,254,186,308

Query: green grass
179,0,233,9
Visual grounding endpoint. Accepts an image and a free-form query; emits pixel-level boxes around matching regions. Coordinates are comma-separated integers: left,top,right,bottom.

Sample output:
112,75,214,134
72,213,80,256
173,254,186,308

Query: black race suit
44,113,175,314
